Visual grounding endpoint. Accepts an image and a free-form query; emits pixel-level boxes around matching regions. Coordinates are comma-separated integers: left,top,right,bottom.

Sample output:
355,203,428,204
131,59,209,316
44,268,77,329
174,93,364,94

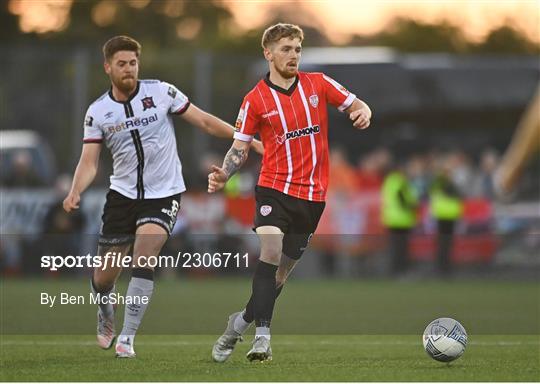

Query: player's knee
132,239,167,267
261,238,282,265
92,274,114,293
260,250,281,265
260,239,282,259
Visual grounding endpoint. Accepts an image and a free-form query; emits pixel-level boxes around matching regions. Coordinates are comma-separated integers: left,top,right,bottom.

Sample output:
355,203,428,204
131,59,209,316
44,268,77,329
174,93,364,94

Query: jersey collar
108,81,141,104
264,72,299,96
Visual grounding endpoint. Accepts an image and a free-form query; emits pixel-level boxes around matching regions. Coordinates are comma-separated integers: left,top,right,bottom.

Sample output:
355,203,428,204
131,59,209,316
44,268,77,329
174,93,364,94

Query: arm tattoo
223,146,248,178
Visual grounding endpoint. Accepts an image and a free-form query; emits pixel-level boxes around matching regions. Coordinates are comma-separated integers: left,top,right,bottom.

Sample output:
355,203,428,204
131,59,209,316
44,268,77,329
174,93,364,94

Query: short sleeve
321,74,356,112
162,82,190,115
233,96,259,142
83,107,103,143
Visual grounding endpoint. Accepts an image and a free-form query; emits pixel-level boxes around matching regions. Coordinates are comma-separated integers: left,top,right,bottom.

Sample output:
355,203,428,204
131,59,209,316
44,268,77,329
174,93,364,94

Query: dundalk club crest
141,96,156,111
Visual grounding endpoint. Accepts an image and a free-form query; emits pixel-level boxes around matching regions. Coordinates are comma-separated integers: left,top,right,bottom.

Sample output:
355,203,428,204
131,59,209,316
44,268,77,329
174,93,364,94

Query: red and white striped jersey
233,72,356,202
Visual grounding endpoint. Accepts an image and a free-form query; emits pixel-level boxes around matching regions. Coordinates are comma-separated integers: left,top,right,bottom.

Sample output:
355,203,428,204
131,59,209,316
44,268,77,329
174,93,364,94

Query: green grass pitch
1,278,539,381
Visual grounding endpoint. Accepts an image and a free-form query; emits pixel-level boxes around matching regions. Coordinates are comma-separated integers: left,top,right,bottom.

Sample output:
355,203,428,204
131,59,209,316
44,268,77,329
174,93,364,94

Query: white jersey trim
338,93,356,112
240,101,250,133
233,131,254,142
171,101,190,114
297,82,317,201
270,88,293,195
256,86,280,190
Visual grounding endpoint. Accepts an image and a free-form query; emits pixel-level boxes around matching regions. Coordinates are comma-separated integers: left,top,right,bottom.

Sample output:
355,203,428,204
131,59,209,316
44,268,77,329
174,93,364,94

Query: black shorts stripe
130,129,145,199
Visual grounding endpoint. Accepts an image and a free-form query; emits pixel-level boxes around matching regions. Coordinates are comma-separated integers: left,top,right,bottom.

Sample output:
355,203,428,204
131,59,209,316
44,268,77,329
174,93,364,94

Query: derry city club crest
309,95,319,108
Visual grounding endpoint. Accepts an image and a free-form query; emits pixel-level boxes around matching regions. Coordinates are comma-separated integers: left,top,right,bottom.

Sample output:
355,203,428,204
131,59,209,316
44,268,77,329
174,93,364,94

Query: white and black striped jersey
83,79,190,199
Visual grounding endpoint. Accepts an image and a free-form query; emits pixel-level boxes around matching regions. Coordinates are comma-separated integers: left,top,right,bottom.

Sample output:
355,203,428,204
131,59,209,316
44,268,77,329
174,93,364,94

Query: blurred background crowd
1,0,539,279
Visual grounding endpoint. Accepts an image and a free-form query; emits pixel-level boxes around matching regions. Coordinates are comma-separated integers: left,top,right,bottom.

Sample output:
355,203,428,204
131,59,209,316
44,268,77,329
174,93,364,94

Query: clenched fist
349,106,371,129
63,191,80,212
208,165,228,193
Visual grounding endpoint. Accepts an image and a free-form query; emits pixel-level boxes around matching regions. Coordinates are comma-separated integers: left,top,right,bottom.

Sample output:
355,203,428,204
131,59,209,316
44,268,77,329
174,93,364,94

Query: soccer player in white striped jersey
63,36,262,358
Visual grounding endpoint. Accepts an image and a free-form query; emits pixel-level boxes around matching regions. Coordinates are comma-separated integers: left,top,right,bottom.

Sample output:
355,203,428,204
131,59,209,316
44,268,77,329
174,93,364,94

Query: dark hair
102,35,141,62
261,23,304,49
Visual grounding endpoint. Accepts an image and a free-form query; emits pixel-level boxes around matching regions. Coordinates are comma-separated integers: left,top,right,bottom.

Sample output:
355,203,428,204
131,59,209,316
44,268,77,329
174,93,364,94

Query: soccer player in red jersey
208,23,372,362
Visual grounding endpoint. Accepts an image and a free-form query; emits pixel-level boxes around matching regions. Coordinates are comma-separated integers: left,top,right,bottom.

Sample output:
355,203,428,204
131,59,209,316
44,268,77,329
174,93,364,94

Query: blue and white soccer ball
423,317,468,362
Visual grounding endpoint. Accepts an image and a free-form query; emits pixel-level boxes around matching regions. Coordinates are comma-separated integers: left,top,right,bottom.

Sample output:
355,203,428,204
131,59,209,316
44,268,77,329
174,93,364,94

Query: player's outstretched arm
208,139,251,193
63,143,101,212
345,98,372,129
180,104,264,155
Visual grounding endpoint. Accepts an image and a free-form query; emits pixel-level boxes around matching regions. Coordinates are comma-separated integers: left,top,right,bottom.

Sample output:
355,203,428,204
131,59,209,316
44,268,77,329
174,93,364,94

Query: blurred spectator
224,172,257,198
429,162,464,277
323,147,361,276
381,163,419,276
42,174,86,234
1,235,24,276
406,155,430,201
472,149,499,198
3,149,43,187
446,150,475,197
356,148,389,192
37,174,86,274
328,147,358,195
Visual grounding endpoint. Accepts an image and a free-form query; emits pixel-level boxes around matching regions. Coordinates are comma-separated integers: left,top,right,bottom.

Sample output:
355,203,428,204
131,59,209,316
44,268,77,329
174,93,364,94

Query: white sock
118,334,134,345
119,277,154,337
255,326,271,340
233,310,251,334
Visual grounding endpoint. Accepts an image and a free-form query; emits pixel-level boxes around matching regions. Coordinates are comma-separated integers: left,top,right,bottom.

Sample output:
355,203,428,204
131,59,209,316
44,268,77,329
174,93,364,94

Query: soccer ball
423,317,468,362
